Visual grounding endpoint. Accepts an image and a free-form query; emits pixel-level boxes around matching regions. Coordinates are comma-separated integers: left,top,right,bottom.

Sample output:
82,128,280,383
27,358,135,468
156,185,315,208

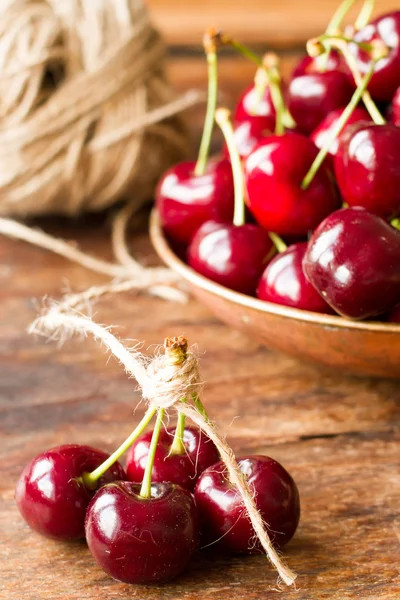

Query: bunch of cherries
157,6,400,323
15,338,300,585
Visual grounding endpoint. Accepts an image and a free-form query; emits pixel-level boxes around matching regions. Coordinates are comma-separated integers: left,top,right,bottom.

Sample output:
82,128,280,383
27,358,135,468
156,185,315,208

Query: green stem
170,411,186,455
81,407,157,490
317,33,376,52
215,108,246,227
193,394,211,422
269,232,287,253
318,0,358,71
355,0,375,30
301,60,377,190
194,50,218,176
139,408,165,499
391,218,400,231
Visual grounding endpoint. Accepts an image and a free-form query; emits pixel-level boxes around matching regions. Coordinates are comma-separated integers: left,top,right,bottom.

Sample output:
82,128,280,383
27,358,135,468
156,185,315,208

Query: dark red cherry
348,11,400,103
390,85,400,125
310,106,371,164
194,455,300,553
287,71,354,134
257,242,334,313
245,132,340,236
126,426,219,491
292,49,346,77
388,304,400,322
188,221,274,295
85,481,199,584
234,83,276,127
156,157,234,245
15,445,126,540
334,122,400,219
303,207,400,319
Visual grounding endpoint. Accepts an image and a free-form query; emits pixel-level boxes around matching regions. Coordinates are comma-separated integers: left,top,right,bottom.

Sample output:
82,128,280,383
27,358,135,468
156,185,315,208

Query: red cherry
287,70,354,134
156,158,234,245
303,207,400,319
188,221,274,295
292,49,346,77
126,426,219,491
257,242,334,313
348,11,400,103
234,83,276,128
245,132,340,236
391,85,400,125
226,118,273,160
194,455,300,553
15,445,126,540
388,305,400,322
310,106,371,164
334,122,400,219
85,481,199,584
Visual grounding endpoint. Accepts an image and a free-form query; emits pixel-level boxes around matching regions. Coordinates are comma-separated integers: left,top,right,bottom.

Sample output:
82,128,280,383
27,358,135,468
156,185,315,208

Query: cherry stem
215,107,246,227
194,32,218,177
301,59,377,190
317,0,358,71
220,36,293,131
391,218,400,231
269,232,287,253
355,0,375,30
167,336,189,456
317,33,376,52
81,407,157,490
140,408,165,499
308,34,386,125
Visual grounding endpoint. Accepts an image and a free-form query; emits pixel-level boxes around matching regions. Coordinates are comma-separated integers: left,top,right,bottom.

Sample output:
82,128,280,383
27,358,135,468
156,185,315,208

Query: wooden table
1,3,400,598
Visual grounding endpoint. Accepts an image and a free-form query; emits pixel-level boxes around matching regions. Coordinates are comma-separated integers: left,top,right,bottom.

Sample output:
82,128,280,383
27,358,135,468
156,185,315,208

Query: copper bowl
150,210,400,379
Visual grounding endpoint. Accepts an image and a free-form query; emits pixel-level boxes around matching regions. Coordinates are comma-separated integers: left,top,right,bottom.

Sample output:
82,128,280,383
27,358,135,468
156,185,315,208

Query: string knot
141,336,202,410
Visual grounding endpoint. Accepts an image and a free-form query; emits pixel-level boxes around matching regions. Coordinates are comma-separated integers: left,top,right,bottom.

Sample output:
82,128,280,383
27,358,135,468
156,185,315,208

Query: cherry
228,118,273,160
390,85,400,126
388,304,400,322
194,455,300,553
156,158,234,245
287,70,354,134
303,207,400,319
85,481,199,584
334,121,400,219
310,106,371,164
234,82,276,128
15,445,126,540
257,241,334,313
348,11,400,102
292,49,345,77
126,426,219,491
245,132,340,236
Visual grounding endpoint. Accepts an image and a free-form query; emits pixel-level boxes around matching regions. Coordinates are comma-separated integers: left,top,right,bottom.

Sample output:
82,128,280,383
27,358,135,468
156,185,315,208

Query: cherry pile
157,8,400,322
15,341,300,585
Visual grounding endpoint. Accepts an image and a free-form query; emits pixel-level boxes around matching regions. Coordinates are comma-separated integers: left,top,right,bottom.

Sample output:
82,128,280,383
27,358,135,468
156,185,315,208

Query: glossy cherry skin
234,83,276,127
303,207,400,319
287,71,354,134
188,221,274,295
126,426,219,491
310,107,371,164
390,85,400,126
257,242,334,313
85,481,199,584
292,50,346,78
245,133,340,236
15,445,126,540
348,11,400,103
156,157,234,245
388,304,400,322
334,122,400,219
194,455,300,553
227,118,273,160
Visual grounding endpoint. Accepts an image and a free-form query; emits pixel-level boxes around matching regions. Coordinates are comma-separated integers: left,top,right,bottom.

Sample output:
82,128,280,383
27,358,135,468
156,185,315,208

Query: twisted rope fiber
30,308,297,587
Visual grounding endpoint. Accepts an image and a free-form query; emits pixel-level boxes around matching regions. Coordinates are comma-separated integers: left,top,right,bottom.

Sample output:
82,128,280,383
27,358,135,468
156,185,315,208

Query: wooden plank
148,0,400,48
0,224,400,599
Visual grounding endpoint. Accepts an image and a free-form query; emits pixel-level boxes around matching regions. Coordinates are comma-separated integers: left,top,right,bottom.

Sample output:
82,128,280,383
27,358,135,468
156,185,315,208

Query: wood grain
148,0,400,48
1,218,400,600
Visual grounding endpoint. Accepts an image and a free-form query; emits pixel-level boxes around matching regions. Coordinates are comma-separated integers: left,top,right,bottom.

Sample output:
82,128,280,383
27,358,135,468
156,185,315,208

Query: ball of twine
0,0,200,218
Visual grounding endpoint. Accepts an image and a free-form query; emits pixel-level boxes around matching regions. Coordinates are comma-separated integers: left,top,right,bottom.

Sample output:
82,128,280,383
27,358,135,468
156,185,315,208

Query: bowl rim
150,209,400,334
